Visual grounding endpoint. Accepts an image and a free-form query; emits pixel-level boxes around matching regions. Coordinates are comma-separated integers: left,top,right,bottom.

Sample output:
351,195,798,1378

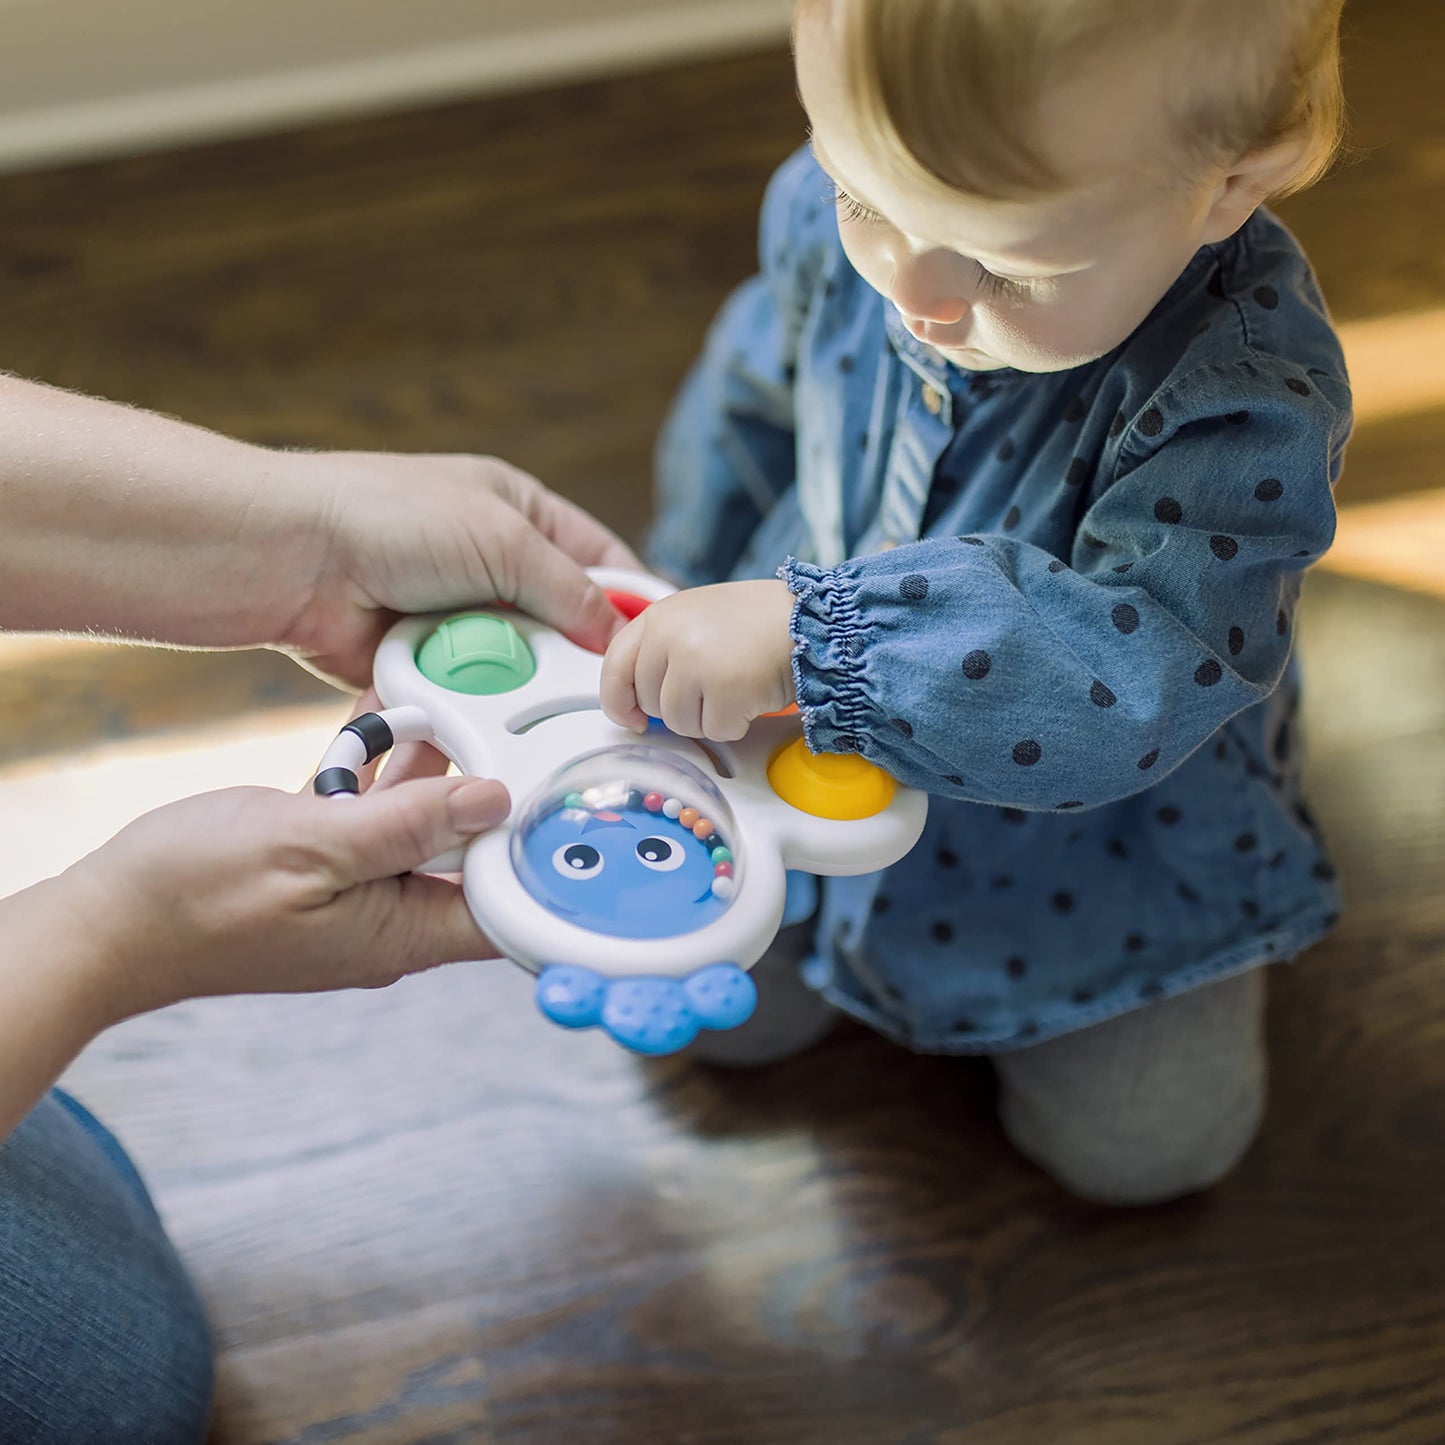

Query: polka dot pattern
738,154,1344,1049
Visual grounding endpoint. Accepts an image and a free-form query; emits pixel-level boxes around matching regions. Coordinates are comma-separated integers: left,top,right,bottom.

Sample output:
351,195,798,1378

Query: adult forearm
0,877,121,1142
0,373,327,645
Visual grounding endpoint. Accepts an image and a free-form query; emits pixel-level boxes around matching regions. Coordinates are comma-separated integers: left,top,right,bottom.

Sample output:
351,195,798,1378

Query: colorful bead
711,875,736,900
643,792,664,812
692,818,713,841
713,861,734,879
679,807,699,830
563,792,584,809
704,833,723,852
627,790,645,812
710,846,731,864
662,798,683,819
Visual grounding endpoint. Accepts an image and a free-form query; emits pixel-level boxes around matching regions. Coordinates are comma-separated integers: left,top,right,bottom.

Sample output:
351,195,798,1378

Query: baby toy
312,569,927,1055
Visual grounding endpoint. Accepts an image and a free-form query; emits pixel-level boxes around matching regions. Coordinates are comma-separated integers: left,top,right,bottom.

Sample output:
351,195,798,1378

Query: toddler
600,0,1351,1204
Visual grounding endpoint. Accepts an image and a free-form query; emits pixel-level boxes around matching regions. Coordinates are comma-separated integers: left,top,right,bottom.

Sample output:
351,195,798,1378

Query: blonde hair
820,0,1346,202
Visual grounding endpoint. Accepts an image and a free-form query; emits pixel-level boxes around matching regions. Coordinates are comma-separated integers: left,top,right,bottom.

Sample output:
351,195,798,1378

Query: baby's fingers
599,617,649,733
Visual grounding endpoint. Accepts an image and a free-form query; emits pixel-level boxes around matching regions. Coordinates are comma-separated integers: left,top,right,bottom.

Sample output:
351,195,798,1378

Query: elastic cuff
780,557,875,757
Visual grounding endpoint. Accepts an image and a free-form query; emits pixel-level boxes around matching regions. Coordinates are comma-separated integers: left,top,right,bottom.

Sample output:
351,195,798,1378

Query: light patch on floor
0,703,344,897
1338,305,1445,426
1326,488,1445,599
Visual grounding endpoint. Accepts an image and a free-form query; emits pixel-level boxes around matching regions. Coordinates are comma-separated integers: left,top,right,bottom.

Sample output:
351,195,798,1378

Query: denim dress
647,147,1352,1053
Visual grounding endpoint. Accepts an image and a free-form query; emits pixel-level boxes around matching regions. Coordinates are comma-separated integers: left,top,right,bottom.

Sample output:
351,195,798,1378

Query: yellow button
767,736,897,820
923,384,944,415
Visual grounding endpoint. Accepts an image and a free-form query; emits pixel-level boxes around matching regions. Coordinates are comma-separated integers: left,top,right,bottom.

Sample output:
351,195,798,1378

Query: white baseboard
0,0,793,174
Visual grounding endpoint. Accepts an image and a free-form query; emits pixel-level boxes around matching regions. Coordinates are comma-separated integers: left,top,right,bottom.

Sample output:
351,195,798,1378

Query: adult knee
0,1094,214,1444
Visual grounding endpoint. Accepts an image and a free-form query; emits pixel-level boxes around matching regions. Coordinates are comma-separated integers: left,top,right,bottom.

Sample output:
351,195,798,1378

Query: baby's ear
1200,132,1313,244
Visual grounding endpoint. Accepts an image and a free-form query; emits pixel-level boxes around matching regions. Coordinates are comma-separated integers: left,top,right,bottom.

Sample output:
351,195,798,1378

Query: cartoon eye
552,843,604,879
635,836,685,872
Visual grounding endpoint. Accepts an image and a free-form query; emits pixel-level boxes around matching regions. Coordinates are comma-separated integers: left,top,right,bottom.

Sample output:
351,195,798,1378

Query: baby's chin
936,345,1011,372
937,340,1115,376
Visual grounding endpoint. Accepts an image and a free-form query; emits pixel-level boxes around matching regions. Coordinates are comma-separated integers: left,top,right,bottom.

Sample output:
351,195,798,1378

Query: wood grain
0,4,1442,1441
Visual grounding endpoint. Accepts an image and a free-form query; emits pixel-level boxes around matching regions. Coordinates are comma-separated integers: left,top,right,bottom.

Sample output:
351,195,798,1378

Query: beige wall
0,0,791,171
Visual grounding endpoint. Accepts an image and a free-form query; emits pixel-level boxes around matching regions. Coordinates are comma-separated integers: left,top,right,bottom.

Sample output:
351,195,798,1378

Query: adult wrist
1,874,131,1042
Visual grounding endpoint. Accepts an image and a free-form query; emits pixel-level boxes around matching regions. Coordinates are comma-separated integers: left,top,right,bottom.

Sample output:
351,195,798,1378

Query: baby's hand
600,579,795,741
63,774,510,1023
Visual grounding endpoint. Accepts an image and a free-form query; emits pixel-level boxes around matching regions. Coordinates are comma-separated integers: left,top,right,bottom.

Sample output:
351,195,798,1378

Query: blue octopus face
516,795,735,939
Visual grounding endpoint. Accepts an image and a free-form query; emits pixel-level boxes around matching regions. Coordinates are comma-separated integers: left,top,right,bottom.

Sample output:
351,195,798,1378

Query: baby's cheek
981,294,1131,373
835,227,891,299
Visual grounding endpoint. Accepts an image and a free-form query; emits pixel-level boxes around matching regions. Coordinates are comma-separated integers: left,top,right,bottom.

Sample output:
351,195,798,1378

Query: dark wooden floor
4,2,1445,1440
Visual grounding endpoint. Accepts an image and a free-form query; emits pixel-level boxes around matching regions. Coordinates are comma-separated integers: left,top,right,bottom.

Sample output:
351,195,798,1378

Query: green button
416,612,537,695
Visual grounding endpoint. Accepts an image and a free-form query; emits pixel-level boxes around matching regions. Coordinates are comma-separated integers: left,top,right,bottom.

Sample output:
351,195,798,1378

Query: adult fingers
317,775,510,887
489,512,625,654
372,740,453,792
382,873,499,972
497,462,644,572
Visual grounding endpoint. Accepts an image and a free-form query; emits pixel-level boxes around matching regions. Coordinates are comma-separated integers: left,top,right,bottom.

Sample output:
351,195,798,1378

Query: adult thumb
318,776,510,886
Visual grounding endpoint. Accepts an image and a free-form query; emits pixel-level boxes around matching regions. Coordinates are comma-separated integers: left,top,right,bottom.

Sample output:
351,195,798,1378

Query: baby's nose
902,298,969,333
890,252,971,327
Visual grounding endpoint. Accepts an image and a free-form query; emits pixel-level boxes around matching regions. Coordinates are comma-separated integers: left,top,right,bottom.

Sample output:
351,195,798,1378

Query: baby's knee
1003,1074,1265,1206
996,972,1268,1206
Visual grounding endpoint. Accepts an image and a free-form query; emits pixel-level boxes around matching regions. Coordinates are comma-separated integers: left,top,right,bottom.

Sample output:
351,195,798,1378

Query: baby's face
794,5,1233,373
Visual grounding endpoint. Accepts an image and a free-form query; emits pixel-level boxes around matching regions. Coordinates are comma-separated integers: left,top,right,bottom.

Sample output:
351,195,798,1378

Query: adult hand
63,774,510,1022
276,450,643,689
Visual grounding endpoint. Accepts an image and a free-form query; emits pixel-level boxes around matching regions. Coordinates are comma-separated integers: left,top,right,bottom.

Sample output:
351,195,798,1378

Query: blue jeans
0,1090,214,1444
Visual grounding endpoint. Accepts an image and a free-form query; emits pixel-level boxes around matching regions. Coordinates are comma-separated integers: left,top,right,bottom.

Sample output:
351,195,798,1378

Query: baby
600,0,1351,1205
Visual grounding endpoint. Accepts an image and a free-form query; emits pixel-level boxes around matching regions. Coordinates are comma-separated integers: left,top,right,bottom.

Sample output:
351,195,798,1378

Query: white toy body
315,568,927,1054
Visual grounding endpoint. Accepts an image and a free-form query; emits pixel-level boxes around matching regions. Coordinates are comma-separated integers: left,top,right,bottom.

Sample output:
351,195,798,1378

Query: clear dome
511,745,739,940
